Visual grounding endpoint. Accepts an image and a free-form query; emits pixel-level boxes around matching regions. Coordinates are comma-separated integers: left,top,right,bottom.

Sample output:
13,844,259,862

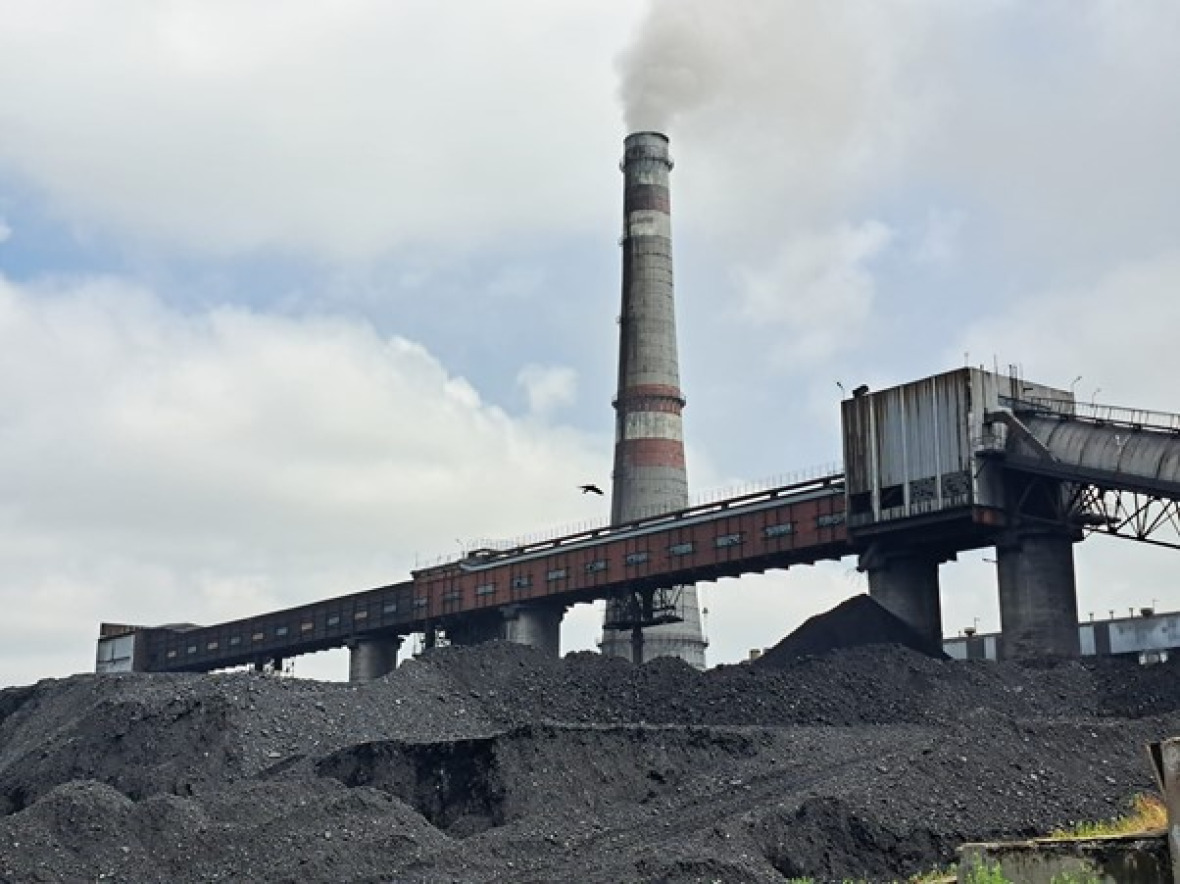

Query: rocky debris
2,637,1179,882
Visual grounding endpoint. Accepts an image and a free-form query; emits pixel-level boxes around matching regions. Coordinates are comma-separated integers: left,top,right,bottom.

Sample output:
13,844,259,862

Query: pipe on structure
347,635,401,683
859,545,944,650
996,527,1081,659
600,131,707,669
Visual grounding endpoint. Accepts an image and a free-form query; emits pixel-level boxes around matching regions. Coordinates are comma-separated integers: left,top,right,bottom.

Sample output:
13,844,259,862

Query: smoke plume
616,3,721,132
615,0,897,142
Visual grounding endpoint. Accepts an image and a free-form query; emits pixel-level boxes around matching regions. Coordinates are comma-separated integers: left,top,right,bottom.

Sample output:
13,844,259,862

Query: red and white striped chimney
600,132,707,668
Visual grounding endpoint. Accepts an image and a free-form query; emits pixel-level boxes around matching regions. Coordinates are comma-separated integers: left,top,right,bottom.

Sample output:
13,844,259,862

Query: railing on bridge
418,470,846,576
428,461,843,565
1010,396,1180,434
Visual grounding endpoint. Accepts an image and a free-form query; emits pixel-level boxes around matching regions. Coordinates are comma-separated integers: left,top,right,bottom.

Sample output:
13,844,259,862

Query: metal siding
96,634,137,673
876,386,908,490
905,382,935,503
943,640,967,660
1109,615,1180,655
842,398,872,495
1079,624,1096,656
849,368,976,526
984,636,997,659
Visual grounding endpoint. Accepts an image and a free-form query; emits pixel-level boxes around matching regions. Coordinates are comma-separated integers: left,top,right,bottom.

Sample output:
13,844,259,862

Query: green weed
1049,792,1167,839
960,859,1011,884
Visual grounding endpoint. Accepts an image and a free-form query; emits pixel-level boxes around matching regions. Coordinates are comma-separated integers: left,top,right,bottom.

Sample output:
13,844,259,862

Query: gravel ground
2,604,1178,883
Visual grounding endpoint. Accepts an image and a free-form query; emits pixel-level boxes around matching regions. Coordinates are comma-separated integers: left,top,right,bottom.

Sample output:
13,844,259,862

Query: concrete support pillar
859,546,943,650
997,528,1080,659
502,604,564,658
445,605,564,657
446,615,501,647
347,635,402,683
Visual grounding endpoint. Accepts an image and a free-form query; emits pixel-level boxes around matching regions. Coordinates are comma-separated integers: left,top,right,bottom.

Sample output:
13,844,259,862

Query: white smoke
615,0,908,137
616,3,720,132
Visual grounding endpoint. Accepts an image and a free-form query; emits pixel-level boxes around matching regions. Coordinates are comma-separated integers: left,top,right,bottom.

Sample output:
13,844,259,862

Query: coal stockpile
3,640,1180,883
753,593,949,665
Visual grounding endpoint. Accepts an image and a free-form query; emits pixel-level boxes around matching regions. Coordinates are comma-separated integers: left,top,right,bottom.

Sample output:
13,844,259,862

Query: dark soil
2,611,1178,882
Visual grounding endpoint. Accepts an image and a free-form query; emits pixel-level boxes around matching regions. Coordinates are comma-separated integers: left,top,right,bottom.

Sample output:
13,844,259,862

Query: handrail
415,468,845,575
431,462,843,563
1005,396,1180,434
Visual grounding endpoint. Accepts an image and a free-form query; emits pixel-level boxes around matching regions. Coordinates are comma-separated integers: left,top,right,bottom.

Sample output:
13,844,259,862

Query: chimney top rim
624,131,669,143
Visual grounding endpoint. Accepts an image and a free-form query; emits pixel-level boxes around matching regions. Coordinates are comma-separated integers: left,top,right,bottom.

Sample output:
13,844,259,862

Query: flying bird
579,483,604,495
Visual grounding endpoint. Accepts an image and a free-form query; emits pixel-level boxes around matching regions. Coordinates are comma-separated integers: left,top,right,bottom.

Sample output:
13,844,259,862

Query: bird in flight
579,483,604,495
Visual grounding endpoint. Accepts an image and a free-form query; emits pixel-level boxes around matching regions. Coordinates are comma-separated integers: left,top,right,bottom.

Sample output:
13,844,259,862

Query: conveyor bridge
996,396,1180,549
117,475,848,673
97,367,1180,674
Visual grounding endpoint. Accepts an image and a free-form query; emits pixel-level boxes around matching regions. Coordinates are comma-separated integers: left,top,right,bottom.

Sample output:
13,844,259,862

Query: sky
1,0,1179,687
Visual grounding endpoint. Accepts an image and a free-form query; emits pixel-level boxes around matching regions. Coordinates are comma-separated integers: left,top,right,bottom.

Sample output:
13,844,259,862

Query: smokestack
599,132,707,668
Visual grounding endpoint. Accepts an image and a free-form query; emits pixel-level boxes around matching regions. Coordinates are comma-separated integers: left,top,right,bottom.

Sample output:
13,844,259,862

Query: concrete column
860,547,943,650
446,614,502,647
996,528,1080,659
502,604,564,658
347,635,401,683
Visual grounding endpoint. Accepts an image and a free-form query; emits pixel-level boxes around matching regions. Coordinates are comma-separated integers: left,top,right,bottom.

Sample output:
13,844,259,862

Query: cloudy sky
2,1,1178,687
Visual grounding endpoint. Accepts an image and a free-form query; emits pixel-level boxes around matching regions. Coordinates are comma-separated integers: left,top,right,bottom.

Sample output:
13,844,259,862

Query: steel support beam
1076,485,1180,550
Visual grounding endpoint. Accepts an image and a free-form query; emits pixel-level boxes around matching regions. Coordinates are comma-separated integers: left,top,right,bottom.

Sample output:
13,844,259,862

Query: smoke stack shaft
611,132,687,522
601,132,706,668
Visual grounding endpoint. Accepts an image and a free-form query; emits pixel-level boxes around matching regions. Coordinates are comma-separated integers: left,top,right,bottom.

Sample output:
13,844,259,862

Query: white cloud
912,2,1180,271
0,1,641,259
952,249,1180,407
912,208,966,268
516,364,578,417
0,273,612,686
734,220,892,363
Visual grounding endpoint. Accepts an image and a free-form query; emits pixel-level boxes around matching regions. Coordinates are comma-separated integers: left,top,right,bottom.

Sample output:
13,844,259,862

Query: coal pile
755,593,948,665
3,637,1180,883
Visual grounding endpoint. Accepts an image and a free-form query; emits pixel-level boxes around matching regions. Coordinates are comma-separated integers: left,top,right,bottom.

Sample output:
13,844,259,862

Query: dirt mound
1,642,1179,882
754,593,948,665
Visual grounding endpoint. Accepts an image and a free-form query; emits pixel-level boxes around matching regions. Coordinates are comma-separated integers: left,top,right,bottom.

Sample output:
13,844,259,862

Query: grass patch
1049,792,1167,839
